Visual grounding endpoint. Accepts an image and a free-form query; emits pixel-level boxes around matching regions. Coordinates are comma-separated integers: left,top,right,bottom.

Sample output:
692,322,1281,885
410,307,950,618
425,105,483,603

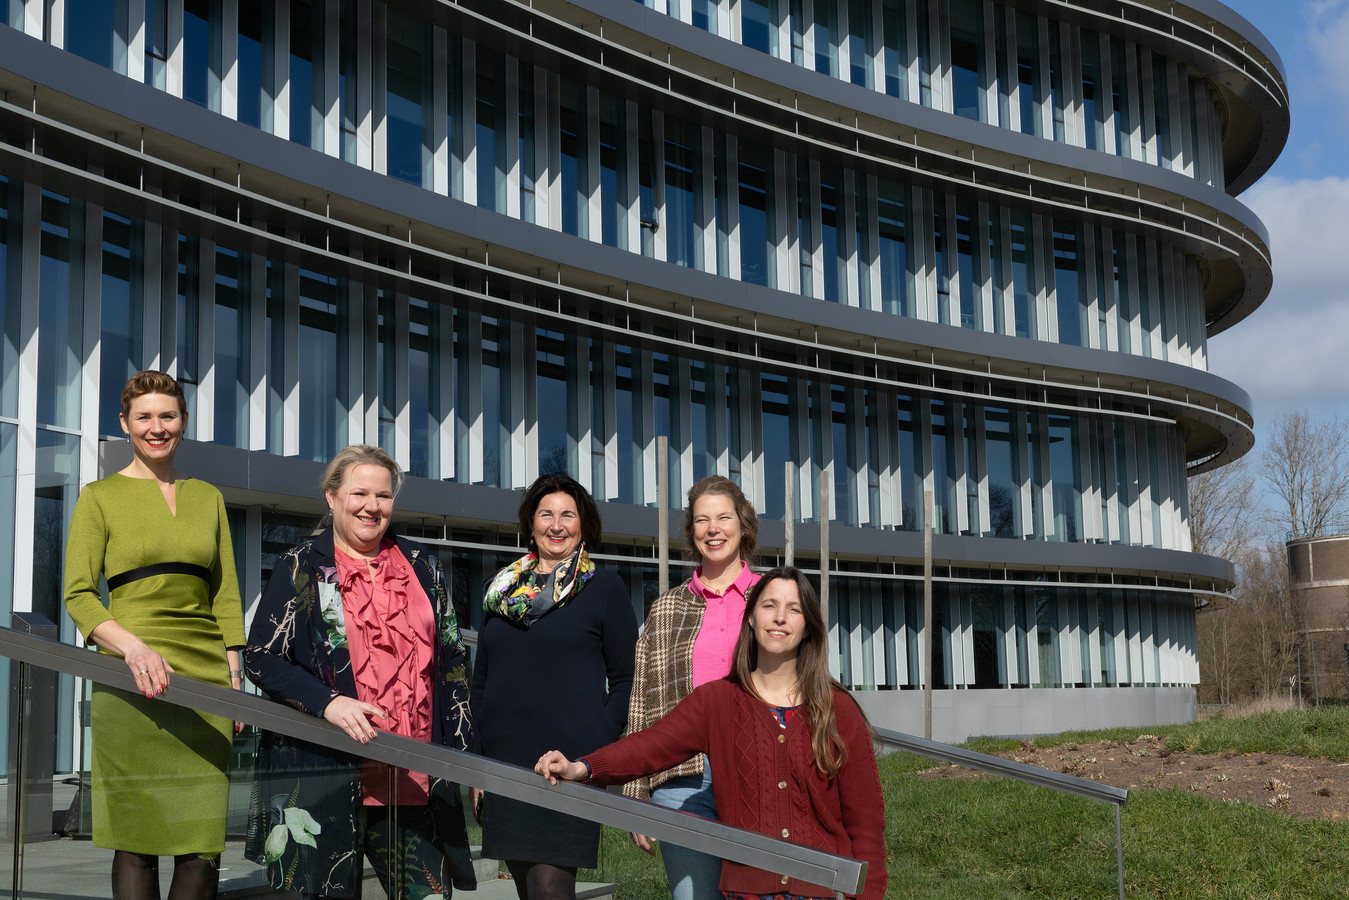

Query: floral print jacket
243,527,475,898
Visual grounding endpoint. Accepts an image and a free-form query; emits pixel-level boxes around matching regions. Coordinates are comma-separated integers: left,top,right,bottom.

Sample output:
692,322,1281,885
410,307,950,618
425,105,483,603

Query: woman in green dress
63,370,246,900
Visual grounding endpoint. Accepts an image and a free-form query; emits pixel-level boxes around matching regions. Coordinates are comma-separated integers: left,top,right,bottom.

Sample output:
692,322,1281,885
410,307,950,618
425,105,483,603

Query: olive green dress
63,474,246,856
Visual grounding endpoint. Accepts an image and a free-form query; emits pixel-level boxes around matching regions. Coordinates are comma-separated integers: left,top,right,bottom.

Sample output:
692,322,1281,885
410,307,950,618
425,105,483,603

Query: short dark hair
120,371,187,419
517,472,602,552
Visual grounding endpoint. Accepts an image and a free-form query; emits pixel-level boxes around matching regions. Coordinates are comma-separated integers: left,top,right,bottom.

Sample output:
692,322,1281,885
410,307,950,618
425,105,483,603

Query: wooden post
657,435,668,595
923,490,933,741
821,479,833,674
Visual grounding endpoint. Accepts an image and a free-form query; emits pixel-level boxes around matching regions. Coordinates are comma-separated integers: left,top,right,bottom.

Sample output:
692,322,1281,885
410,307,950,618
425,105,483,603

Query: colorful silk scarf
482,545,594,625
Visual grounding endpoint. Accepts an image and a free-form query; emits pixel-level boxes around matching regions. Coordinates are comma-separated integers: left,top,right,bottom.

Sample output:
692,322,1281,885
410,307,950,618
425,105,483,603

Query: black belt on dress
106,562,211,591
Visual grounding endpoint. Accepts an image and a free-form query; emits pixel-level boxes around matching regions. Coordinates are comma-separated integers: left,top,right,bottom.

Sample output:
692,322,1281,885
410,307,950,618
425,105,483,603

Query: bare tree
1188,456,1257,560
1224,541,1304,701
1259,410,1349,540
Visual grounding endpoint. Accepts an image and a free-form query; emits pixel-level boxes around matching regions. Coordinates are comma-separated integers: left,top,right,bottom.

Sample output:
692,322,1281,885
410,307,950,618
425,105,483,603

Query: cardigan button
781,828,789,838
777,733,785,743
778,781,787,789
781,875,790,885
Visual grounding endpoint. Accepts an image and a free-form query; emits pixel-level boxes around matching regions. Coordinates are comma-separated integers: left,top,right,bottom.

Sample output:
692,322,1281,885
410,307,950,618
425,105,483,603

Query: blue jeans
650,760,722,900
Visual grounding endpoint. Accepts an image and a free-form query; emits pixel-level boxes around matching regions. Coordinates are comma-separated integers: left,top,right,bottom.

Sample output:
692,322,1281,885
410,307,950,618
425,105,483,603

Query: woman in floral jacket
244,445,475,900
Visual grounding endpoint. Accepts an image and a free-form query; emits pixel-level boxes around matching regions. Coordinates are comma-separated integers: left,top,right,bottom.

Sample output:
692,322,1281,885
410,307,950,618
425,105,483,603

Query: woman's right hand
534,750,590,784
631,832,656,854
322,695,385,743
124,642,174,698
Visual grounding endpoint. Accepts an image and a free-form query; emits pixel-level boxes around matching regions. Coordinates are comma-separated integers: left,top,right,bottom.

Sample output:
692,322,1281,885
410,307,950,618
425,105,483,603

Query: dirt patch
917,735,1349,820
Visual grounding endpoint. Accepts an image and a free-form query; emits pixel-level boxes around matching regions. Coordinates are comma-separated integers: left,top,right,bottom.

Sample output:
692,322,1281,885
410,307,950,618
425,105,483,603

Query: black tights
111,850,220,900
505,859,577,900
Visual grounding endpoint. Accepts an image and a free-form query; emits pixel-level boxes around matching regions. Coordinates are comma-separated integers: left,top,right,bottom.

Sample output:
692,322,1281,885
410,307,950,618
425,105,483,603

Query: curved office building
0,0,1287,756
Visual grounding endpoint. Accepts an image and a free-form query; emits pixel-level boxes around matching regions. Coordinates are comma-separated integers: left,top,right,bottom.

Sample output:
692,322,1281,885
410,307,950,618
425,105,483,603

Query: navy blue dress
471,568,638,867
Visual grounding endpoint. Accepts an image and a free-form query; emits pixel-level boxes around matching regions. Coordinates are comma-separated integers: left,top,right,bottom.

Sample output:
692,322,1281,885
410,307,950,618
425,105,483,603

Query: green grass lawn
577,706,1349,898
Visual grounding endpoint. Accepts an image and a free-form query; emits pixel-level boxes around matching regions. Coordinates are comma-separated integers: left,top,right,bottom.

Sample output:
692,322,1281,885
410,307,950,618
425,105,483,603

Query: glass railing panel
0,626,868,899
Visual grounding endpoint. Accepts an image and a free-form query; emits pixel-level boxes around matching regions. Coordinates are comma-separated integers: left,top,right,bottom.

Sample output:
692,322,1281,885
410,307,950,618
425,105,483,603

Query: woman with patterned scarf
470,472,638,900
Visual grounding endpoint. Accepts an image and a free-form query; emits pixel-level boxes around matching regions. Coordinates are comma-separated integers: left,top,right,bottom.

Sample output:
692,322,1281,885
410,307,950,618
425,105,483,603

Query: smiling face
691,492,743,570
531,490,583,567
326,462,395,558
120,392,185,468
750,576,806,661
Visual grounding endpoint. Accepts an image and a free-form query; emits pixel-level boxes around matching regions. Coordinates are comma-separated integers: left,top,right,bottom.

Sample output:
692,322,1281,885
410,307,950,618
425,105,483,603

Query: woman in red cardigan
536,566,887,900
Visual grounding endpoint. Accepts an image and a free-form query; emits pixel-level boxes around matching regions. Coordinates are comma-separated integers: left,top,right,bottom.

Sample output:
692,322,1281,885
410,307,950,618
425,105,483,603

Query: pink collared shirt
689,560,760,689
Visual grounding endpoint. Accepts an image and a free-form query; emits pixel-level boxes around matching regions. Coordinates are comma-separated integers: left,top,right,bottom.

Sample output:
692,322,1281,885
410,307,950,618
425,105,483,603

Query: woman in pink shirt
625,475,761,899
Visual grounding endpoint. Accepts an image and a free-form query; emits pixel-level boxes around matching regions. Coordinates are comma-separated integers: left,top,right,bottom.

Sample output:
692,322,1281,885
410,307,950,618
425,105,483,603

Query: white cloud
1306,1,1349,115
1210,175,1349,422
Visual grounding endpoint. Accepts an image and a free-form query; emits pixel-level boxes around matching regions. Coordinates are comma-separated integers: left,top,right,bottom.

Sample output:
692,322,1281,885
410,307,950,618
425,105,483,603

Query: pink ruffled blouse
335,540,435,806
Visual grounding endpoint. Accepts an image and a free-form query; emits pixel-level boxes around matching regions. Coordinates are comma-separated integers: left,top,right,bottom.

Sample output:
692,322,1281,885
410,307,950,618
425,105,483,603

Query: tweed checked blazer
622,580,707,799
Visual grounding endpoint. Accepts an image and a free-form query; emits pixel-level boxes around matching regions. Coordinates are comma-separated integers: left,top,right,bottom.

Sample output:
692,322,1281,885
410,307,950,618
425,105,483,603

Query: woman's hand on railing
321,695,384,743
534,750,589,785
630,832,657,855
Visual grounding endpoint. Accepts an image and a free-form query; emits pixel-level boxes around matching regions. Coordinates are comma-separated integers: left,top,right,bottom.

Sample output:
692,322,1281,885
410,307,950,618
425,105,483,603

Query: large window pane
214,248,250,449
98,212,141,437
183,0,211,109
66,0,116,68
38,192,82,430
298,270,341,461
387,10,431,186
238,0,265,128
738,141,770,286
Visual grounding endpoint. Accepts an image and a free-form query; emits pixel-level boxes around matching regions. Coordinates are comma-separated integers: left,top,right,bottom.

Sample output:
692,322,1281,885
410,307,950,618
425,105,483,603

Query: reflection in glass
38,191,82,431
298,270,341,461
215,247,250,449
66,0,115,67
99,212,141,437
183,0,210,109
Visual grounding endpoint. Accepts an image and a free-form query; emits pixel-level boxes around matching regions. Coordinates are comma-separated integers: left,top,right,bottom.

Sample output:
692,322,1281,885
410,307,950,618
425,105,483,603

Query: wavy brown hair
730,566,858,779
120,370,187,419
682,475,759,566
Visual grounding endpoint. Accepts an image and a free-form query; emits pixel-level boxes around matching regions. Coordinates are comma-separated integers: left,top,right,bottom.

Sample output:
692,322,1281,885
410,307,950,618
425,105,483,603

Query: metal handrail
0,626,866,897
876,727,1128,900
875,728,1128,806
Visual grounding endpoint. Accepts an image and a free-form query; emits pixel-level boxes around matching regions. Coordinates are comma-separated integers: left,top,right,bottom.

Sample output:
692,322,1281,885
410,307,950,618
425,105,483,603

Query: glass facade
1,0,1226,368
629,0,1226,187
0,0,1285,755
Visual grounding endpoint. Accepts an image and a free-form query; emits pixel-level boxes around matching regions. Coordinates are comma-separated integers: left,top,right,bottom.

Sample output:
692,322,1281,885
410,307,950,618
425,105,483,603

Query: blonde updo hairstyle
320,444,405,502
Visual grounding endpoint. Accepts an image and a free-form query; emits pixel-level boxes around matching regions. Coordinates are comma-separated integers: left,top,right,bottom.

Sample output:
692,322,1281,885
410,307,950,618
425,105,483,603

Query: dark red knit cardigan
583,678,887,899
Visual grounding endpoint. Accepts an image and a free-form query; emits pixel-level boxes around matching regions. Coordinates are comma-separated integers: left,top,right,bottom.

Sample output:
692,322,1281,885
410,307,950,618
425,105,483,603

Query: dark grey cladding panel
139,440,1233,586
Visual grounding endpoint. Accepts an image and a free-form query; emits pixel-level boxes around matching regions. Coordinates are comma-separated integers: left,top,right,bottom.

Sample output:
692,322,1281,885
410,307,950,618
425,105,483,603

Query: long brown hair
730,566,850,779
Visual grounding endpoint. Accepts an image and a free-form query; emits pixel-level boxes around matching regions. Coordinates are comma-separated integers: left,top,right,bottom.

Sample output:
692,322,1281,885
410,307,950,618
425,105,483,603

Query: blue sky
1208,1,1349,427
